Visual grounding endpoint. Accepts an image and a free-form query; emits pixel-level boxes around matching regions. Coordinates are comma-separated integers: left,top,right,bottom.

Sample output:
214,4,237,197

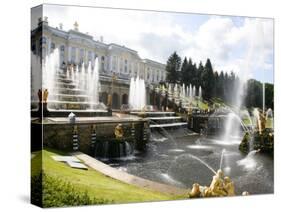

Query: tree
202,58,214,100
265,83,274,109
166,52,182,83
245,79,262,108
180,57,188,84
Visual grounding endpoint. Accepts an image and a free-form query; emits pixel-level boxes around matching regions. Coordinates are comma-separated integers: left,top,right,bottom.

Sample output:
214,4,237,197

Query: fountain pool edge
71,151,187,196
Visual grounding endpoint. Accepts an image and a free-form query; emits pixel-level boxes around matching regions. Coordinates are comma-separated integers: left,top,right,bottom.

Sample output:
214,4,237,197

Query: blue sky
38,4,274,83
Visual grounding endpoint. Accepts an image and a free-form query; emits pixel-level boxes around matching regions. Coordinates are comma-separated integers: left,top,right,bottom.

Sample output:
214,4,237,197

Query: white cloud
183,17,273,81
44,5,273,82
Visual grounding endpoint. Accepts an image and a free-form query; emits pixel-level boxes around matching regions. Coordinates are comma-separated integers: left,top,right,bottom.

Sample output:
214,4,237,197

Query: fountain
193,85,196,97
32,49,108,117
198,86,202,100
129,76,146,111
189,84,192,99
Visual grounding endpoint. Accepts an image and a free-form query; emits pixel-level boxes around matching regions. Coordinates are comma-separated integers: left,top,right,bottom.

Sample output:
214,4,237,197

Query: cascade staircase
32,70,110,117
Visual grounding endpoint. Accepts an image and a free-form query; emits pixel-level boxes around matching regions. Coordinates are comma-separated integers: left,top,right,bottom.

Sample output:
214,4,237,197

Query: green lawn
31,149,183,206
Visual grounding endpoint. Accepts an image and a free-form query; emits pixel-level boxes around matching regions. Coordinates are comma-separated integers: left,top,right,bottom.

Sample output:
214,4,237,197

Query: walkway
71,152,187,196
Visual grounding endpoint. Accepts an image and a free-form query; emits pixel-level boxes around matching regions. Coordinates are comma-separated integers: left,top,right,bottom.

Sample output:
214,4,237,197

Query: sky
33,4,274,83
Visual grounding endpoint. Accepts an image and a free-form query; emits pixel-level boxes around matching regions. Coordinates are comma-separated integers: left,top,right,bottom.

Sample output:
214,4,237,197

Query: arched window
147,68,150,80
124,59,128,73
129,62,132,74
120,58,123,73
51,42,55,50
59,45,65,66
71,47,76,64
112,93,120,109
122,94,128,105
157,70,159,81
112,56,117,72
40,37,47,45
101,56,105,71
88,51,92,66
79,49,84,64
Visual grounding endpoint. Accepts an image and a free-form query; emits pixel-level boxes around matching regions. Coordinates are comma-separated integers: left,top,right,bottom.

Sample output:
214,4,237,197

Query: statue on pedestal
37,89,42,103
43,89,49,103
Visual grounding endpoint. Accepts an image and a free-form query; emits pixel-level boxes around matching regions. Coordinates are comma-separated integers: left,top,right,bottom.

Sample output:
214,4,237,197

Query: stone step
52,88,87,95
48,100,106,110
49,93,90,102
56,77,76,84
55,82,78,89
148,116,184,125
149,122,187,128
130,111,175,117
148,116,182,120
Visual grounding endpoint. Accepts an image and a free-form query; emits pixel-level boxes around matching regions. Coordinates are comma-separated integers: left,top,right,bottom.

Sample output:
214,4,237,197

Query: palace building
31,17,166,109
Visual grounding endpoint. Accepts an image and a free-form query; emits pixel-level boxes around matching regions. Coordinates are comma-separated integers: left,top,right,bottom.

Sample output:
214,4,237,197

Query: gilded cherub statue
115,124,124,139
37,89,42,103
43,89,49,103
223,176,235,196
189,183,201,198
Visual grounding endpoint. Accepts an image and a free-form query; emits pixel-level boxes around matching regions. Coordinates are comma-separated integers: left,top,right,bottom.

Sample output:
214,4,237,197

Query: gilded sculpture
189,169,238,198
115,124,124,139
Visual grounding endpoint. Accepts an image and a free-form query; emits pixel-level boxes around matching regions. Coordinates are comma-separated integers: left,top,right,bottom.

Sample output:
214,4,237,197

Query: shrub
31,172,113,208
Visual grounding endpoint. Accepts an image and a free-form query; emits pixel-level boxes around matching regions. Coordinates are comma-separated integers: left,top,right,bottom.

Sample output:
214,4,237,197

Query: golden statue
43,89,49,103
115,124,124,139
208,169,227,197
189,169,237,198
223,176,235,196
91,124,96,133
37,89,42,103
189,183,201,198
107,94,112,107
73,125,78,134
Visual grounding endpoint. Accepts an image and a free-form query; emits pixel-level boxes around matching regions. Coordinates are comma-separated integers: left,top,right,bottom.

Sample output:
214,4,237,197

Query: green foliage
166,51,182,83
245,79,273,109
31,172,112,208
201,59,215,100
33,149,174,206
165,52,274,109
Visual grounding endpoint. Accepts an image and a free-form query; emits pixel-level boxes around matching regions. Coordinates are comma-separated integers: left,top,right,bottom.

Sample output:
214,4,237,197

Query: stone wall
31,120,148,155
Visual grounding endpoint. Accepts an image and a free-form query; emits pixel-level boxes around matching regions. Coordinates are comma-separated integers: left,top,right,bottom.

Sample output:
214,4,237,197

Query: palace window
129,62,132,73
40,37,47,45
88,51,92,64
101,56,105,71
51,42,55,50
112,56,117,72
157,70,159,81
79,49,84,64
147,68,150,80
120,58,123,73
71,47,76,64
60,45,65,66
124,59,128,73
